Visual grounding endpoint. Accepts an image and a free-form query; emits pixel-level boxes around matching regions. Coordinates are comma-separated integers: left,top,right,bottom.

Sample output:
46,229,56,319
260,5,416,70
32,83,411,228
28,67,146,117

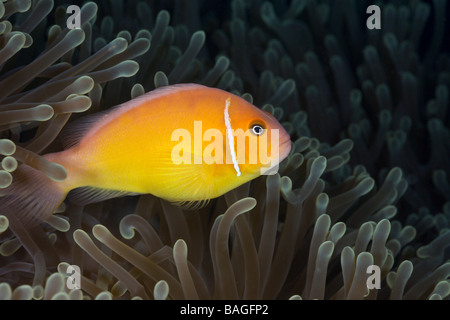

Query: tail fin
0,164,67,228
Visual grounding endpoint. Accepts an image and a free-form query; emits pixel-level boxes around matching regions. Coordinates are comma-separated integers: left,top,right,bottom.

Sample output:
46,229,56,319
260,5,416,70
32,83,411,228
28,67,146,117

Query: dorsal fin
59,84,208,149
59,108,117,149
67,186,139,206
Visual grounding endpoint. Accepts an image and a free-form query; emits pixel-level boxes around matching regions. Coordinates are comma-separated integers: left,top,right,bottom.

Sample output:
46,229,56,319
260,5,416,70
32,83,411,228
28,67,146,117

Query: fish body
3,84,291,226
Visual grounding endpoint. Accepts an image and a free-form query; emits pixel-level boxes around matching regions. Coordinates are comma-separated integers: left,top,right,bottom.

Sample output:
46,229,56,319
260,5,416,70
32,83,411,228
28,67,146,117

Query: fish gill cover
0,0,449,300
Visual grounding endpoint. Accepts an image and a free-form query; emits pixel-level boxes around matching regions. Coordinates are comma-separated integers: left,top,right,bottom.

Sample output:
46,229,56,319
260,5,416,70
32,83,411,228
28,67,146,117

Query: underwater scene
0,0,449,301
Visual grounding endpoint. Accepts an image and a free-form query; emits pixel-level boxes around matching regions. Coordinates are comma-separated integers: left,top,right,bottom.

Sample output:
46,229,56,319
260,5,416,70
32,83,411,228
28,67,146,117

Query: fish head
225,95,292,177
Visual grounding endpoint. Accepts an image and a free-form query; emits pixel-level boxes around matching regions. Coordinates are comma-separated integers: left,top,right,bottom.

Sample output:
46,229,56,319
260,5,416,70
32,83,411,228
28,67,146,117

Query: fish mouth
279,139,292,162
259,139,292,175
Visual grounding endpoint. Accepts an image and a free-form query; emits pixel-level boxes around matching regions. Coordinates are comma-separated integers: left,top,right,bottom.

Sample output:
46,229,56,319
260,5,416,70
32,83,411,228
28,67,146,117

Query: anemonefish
2,84,291,227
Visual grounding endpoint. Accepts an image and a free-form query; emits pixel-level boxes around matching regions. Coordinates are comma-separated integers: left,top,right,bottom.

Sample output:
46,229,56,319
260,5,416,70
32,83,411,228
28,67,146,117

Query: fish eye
250,122,265,136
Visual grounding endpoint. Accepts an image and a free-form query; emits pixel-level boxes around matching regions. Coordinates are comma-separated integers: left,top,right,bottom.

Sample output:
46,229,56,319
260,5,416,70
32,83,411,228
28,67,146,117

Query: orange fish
2,84,291,226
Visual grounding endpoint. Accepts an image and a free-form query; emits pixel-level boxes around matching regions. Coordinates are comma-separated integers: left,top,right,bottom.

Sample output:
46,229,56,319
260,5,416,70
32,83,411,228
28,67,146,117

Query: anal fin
67,186,140,206
170,198,211,210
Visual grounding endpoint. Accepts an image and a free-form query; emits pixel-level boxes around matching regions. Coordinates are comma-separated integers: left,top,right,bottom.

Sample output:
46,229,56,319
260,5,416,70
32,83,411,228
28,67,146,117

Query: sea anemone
1,0,449,300
0,0,149,296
